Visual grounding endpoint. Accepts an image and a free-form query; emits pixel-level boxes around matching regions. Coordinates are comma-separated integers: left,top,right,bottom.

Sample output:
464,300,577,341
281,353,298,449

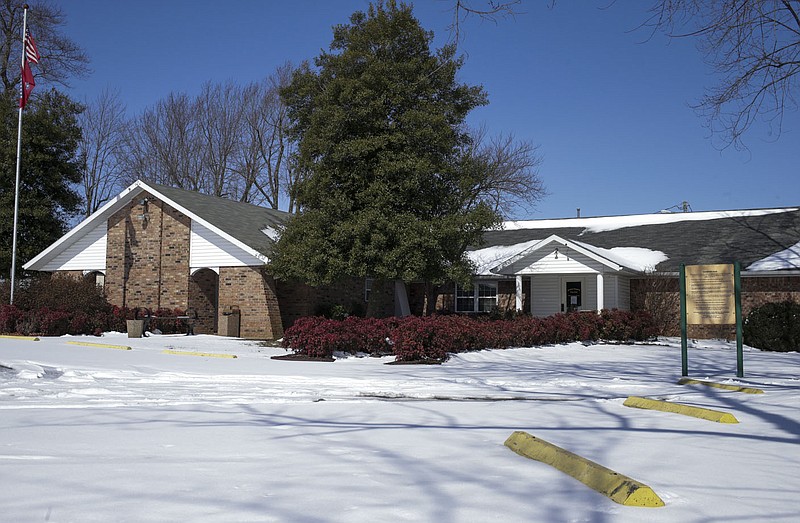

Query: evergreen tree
0,90,83,279
271,1,499,311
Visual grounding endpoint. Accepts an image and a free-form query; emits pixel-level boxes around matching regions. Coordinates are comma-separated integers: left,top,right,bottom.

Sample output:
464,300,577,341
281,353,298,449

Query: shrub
282,316,394,358
391,316,452,363
281,309,660,363
14,274,108,315
0,304,23,334
149,308,188,334
600,309,658,342
744,301,800,352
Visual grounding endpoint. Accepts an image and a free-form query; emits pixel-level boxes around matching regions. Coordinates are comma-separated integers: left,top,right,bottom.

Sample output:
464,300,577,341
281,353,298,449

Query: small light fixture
138,197,149,224
554,248,559,259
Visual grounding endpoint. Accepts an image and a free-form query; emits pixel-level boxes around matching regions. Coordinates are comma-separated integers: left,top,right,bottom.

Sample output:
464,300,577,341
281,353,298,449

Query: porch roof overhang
483,234,652,276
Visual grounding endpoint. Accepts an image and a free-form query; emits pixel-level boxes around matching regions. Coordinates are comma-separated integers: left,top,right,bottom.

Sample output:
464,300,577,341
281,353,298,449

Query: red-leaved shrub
282,309,658,363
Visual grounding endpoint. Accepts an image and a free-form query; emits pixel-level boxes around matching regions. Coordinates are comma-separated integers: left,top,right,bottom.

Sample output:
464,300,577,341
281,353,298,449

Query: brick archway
188,268,218,334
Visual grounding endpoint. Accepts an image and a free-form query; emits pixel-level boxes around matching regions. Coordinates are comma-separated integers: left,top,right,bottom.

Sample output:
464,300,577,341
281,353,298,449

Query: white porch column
515,275,523,311
596,273,604,313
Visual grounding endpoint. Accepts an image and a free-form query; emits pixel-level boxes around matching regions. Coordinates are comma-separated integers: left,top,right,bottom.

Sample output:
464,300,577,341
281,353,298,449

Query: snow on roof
502,207,799,234
746,241,800,271
469,237,668,275
468,239,542,275
261,226,280,241
572,241,668,272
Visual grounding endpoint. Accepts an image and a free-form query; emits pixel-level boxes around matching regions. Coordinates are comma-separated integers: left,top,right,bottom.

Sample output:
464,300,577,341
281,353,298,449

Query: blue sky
56,0,798,219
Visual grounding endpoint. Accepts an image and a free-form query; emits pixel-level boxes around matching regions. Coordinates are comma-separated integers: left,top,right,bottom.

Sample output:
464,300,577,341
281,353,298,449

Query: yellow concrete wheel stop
162,349,237,359
67,341,132,350
0,335,40,341
504,431,664,507
678,377,764,394
624,396,738,423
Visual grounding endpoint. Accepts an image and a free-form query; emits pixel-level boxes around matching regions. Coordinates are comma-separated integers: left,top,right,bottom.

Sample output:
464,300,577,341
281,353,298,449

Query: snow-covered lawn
1,333,798,522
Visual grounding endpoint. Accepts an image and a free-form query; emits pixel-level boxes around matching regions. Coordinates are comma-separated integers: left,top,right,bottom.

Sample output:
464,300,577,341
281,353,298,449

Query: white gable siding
531,275,561,317
41,222,107,271
515,249,603,275
190,222,266,268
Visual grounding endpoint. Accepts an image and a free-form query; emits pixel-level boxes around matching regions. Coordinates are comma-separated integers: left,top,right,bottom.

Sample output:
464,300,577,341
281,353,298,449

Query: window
456,281,498,312
477,282,498,312
456,284,475,312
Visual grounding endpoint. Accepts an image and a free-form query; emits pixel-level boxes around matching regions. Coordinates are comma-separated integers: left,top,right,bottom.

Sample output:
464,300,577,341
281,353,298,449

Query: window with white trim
455,281,498,312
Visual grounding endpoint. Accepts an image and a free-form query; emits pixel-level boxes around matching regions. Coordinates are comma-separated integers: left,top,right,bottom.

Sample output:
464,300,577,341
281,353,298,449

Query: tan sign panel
685,264,735,325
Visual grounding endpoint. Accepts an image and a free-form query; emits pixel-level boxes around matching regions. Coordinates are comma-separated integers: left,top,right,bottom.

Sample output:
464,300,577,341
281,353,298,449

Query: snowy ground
1,333,798,523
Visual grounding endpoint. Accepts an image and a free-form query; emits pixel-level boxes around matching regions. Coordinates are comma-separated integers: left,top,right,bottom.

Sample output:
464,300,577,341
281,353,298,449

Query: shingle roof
475,208,800,272
145,182,289,257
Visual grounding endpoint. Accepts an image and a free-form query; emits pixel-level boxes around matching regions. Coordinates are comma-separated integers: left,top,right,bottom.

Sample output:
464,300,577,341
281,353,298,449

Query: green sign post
679,262,744,377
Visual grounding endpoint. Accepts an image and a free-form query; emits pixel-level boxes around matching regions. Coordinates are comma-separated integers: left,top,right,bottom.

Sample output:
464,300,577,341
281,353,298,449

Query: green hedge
744,301,800,352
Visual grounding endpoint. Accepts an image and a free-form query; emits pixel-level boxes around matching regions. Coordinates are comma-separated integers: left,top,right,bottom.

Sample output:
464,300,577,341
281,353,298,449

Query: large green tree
270,1,499,312
0,89,83,279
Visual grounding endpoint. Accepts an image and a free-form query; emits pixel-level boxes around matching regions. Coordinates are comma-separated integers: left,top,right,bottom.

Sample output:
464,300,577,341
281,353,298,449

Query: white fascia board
490,234,625,274
137,181,268,263
488,236,552,273
23,181,146,270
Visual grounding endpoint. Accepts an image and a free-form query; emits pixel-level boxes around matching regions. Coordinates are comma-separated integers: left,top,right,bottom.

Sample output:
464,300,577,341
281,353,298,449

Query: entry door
564,280,582,313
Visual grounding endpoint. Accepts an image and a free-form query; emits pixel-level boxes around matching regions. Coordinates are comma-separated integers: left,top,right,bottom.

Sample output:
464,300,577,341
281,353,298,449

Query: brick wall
276,277,392,328
219,266,283,339
105,193,191,312
631,274,800,339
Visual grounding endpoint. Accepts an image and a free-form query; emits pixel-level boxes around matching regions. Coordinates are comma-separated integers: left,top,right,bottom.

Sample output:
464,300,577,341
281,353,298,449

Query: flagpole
10,4,29,304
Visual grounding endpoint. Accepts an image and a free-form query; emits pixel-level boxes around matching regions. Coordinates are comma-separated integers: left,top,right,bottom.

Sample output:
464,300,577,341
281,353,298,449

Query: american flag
20,29,40,108
25,29,40,64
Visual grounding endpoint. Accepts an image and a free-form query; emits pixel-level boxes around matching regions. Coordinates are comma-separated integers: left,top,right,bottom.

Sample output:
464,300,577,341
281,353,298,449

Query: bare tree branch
0,0,89,94
644,0,800,149
78,88,127,216
463,126,546,218
448,0,524,45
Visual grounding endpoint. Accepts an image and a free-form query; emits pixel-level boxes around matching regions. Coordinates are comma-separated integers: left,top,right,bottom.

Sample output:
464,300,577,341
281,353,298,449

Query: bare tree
121,64,304,211
0,0,89,95
463,126,545,218
122,92,204,191
78,88,127,217
195,81,243,198
645,0,800,149
448,0,524,43
237,64,296,208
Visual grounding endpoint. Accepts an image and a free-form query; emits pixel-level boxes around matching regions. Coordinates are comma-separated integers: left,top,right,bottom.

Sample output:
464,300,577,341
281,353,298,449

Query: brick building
444,206,800,339
24,181,394,339
24,181,800,339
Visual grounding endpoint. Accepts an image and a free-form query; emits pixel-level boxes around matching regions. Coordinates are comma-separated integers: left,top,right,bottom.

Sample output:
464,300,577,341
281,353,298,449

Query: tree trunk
423,281,439,316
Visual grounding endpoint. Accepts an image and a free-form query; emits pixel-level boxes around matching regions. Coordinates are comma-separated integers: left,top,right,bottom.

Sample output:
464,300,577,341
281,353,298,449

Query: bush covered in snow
744,301,800,352
284,310,657,362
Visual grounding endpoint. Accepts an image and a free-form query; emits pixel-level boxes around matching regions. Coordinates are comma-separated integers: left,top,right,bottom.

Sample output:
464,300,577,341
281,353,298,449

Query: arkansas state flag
20,61,35,109
19,29,40,109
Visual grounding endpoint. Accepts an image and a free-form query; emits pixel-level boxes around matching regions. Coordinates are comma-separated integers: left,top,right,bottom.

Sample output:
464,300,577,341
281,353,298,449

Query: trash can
127,319,144,338
219,305,240,337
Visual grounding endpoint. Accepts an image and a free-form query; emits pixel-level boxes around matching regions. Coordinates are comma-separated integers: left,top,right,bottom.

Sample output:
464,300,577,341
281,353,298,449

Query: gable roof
24,180,289,271
146,182,287,256
472,207,800,273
